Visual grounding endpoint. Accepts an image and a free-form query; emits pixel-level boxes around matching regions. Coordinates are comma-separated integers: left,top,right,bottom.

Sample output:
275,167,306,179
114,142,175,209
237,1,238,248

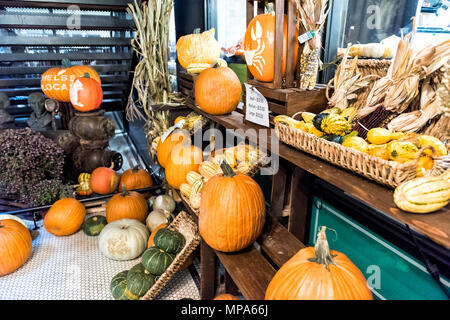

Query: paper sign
298,30,315,44
160,119,186,143
244,84,270,128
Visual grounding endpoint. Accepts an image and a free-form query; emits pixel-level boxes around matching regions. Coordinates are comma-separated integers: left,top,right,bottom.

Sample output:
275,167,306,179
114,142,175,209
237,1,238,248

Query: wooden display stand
177,70,198,108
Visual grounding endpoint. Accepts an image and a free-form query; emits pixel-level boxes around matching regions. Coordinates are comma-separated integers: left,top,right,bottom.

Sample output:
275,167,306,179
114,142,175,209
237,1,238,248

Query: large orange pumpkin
90,167,120,195
165,144,203,190
44,198,86,236
0,219,32,276
119,165,153,193
69,74,103,112
199,161,265,252
243,12,298,82
157,130,191,168
265,227,373,300
41,59,101,102
195,66,242,115
106,187,149,223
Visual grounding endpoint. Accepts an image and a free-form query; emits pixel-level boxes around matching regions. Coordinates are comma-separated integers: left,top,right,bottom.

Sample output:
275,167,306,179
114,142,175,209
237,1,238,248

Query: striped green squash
110,270,139,300
141,247,175,275
83,215,107,236
126,263,156,297
154,228,186,254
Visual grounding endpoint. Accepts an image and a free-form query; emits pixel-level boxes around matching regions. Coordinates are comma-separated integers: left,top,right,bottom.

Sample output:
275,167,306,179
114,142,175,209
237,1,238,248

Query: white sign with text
244,84,270,128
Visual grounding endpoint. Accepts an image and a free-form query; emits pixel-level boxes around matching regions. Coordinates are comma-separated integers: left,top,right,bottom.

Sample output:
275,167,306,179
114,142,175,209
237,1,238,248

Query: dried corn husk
437,58,450,116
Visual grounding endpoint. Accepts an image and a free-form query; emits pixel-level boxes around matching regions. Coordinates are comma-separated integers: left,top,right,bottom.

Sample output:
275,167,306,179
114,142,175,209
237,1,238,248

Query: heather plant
27,179,74,207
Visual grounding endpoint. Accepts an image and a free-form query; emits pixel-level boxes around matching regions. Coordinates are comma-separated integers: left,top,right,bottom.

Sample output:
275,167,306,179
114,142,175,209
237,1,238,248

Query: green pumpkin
312,113,329,132
141,246,175,276
83,215,107,236
126,263,156,297
110,270,139,300
322,134,344,144
153,228,186,254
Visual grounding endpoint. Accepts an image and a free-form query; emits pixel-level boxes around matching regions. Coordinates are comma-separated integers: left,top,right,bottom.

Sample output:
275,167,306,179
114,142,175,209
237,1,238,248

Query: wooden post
200,239,217,300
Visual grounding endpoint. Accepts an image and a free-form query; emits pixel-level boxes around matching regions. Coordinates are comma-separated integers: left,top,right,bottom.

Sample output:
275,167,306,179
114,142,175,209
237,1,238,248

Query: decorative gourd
394,176,450,213
213,294,239,300
165,144,203,190
190,193,202,210
147,223,168,248
387,141,419,163
98,219,149,261
141,246,175,276
126,263,156,297
418,135,448,157
442,170,450,182
190,178,205,195
76,172,92,195
316,113,352,136
265,227,373,300
368,145,390,160
0,215,27,228
199,160,220,179
82,215,107,236
199,161,266,252
244,12,298,82
195,66,242,115
146,210,172,232
0,219,32,276
156,130,191,168
342,137,369,153
69,74,103,112
41,59,101,102
367,128,395,145
176,28,221,70
153,228,186,254
186,171,203,185
153,194,176,213
110,270,139,300
44,198,86,236
119,165,153,194
106,187,148,223
180,183,193,198
90,167,120,195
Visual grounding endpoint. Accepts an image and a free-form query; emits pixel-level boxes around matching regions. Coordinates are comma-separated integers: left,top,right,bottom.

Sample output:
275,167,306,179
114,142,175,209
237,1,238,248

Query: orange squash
165,144,203,190
213,294,239,300
44,198,86,236
0,219,32,276
119,165,153,193
199,161,265,252
195,66,242,115
90,167,120,195
265,227,373,300
244,12,298,82
41,59,101,102
69,74,103,112
106,187,149,223
147,223,168,248
157,130,191,168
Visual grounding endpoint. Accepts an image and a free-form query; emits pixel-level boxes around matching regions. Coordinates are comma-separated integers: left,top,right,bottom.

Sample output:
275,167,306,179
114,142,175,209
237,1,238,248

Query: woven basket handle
291,112,304,120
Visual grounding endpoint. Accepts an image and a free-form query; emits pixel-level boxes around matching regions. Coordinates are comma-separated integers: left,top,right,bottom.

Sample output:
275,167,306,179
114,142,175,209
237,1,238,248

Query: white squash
98,219,149,261
146,210,172,232
0,215,28,228
153,195,176,213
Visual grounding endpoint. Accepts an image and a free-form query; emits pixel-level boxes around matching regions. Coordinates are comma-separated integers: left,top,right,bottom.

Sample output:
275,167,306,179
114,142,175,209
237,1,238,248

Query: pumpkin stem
308,226,337,271
132,164,141,173
266,2,275,13
83,72,91,78
220,160,236,178
121,185,129,196
61,58,72,68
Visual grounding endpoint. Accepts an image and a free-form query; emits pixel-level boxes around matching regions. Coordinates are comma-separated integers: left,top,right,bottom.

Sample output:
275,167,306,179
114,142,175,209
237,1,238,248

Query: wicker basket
141,211,200,300
275,122,449,188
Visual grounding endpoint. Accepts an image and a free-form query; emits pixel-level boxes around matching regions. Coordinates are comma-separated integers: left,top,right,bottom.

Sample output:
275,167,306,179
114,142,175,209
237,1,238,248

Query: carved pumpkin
244,12,298,82
195,66,242,115
69,74,103,112
41,59,101,102
265,227,373,300
44,198,86,236
106,187,149,223
165,144,203,190
0,219,32,276
199,161,265,252
156,130,191,168
90,167,120,195
119,165,153,195
176,28,221,70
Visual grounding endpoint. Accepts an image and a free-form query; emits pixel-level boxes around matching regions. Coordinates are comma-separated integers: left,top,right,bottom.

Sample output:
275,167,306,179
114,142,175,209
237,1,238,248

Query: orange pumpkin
157,130,191,168
69,74,103,112
41,59,101,102
176,28,221,69
90,167,120,195
119,165,153,194
147,223,168,248
213,294,239,300
244,12,298,82
0,219,32,276
195,66,242,115
165,144,203,190
106,187,149,223
199,161,265,252
265,227,373,300
44,198,86,236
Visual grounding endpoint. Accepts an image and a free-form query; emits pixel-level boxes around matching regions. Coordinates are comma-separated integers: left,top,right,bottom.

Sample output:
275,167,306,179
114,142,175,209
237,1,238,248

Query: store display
44,198,86,237
105,188,148,223
90,166,120,195
82,215,108,237
0,219,32,277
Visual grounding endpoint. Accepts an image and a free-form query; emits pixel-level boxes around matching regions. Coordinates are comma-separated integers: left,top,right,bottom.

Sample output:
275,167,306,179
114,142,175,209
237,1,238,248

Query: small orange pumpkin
265,227,373,300
147,223,168,248
157,130,191,168
106,187,149,223
0,219,32,276
213,294,239,300
69,74,103,112
90,167,120,195
119,165,153,194
165,144,203,190
44,198,86,236
195,66,242,115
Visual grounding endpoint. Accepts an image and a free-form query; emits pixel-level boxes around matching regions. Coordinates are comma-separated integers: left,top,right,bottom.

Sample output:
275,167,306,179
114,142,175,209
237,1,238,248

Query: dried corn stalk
437,58,450,117
295,0,329,90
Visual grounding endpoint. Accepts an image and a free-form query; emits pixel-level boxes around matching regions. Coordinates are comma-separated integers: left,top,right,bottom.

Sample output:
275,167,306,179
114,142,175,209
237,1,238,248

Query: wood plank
0,75,128,87
0,52,133,62
0,83,126,97
200,240,217,300
0,64,130,75
268,161,288,221
0,36,132,46
0,0,132,9
285,0,297,87
273,0,284,88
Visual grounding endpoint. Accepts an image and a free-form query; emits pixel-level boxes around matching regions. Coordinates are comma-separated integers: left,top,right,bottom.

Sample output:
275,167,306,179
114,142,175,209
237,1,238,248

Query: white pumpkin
153,195,176,213
0,215,28,228
98,219,149,261
146,210,172,232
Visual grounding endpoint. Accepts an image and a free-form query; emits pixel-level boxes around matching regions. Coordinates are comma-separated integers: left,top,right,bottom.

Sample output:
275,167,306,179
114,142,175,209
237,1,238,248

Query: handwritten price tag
244,84,270,128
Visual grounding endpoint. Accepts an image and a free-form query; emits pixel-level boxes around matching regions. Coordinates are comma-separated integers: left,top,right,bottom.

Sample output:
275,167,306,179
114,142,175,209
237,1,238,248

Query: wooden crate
246,0,298,89
177,70,198,108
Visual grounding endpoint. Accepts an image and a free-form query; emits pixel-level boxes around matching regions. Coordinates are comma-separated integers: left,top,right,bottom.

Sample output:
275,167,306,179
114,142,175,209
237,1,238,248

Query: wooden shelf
187,105,450,249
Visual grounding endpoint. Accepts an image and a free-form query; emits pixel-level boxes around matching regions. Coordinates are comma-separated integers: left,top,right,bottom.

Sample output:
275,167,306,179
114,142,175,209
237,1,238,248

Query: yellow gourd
368,144,390,160
367,128,394,145
342,137,369,153
418,135,448,157
387,141,419,164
